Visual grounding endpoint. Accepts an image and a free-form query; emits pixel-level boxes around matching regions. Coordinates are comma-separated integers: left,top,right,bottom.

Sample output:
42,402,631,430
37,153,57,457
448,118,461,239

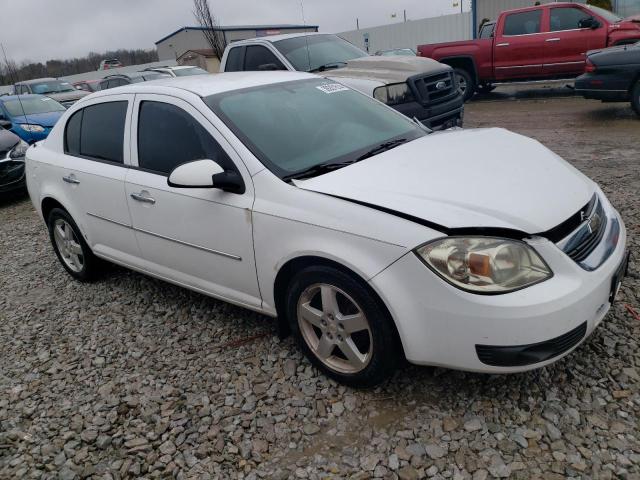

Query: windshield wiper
354,138,409,162
310,62,347,72
284,138,411,181
283,161,355,181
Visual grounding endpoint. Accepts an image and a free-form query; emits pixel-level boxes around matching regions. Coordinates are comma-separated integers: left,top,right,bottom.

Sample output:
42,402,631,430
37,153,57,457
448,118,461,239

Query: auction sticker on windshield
316,83,350,94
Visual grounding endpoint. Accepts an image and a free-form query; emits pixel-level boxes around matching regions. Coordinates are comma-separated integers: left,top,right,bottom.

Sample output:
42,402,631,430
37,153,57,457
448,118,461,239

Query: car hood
0,128,20,156
13,111,64,128
294,128,594,234
45,90,89,102
327,55,451,84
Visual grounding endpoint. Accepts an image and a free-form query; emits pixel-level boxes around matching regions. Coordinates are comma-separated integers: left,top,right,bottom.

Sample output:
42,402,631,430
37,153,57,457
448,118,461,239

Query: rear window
64,101,127,163
225,47,244,72
503,10,542,35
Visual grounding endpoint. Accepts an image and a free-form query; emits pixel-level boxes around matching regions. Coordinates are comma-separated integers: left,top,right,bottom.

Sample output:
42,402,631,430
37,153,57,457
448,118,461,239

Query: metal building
338,13,473,54
156,25,318,60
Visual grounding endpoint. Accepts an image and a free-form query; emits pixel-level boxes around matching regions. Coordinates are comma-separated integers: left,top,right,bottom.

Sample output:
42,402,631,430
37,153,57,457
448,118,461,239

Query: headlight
19,124,45,132
415,237,552,294
373,83,415,105
9,140,28,159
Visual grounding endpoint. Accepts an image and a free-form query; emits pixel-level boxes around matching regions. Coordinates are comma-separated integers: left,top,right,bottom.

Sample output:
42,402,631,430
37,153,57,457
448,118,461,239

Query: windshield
585,4,622,22
3,95,66,116
274,35,367,72
205,79,424,178
174,67,208,76
30,80,75,94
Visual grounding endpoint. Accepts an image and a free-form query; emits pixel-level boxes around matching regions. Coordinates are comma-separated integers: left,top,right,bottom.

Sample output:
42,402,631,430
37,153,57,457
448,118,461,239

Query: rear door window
503,10,543,35
225,46,245,72
243,46,286,71
64,101,127,163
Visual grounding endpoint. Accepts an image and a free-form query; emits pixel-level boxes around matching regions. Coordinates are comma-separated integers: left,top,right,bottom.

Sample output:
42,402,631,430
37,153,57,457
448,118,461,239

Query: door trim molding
87,212,242,261
135,227,242,261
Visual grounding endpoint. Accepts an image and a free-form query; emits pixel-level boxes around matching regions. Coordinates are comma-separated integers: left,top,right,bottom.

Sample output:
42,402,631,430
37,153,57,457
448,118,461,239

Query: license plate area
610,251,630,304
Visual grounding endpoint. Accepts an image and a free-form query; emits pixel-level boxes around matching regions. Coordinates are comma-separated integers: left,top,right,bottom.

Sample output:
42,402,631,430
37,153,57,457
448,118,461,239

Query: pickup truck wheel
454,68,476,102
47,208,101,281
632,79,640,116
286,265,400,387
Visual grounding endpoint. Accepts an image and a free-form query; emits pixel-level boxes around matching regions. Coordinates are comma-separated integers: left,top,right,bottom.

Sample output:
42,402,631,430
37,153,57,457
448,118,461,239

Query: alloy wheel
53,218,84,272
297,283,372,374
456,73,467,96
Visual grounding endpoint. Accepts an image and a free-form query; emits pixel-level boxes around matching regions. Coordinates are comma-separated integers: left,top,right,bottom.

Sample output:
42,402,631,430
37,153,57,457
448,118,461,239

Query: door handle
546,38,561,42
62,174,80,185
496,42,510,47
130,192,156,204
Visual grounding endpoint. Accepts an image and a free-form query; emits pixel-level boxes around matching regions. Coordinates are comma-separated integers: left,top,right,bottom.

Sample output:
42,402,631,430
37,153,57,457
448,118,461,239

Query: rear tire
47,208,102,281
454,68,476,102
631,79,640,116
285,265,400,387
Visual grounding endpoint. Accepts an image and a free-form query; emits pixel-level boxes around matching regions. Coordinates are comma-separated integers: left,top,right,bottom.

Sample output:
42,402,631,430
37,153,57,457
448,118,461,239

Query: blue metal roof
156,25,319,45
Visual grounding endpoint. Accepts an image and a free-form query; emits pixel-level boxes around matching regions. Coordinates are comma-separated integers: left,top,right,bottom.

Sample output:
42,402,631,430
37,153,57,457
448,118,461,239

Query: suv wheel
454,68,476,102
286,265,399,387
47,208,101,281
632,79,640,116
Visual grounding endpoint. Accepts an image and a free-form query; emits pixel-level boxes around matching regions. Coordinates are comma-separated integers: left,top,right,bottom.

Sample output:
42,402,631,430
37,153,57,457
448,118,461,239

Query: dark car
0,127,28,194
575,41,640,115
99,71,170,90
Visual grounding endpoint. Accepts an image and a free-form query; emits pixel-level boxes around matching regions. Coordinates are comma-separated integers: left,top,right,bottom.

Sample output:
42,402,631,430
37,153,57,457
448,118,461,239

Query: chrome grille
409,72,457,105
558,195,607,264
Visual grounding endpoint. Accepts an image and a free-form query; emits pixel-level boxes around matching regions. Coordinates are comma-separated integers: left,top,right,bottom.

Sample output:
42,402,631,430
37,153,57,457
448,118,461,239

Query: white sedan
25,72,628,386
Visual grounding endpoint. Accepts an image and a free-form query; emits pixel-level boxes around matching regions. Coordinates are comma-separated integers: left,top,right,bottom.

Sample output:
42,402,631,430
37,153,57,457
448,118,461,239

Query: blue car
0,94,66,144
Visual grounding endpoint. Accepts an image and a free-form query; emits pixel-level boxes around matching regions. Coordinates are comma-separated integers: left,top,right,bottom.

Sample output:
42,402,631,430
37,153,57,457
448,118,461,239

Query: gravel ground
1,95,639,480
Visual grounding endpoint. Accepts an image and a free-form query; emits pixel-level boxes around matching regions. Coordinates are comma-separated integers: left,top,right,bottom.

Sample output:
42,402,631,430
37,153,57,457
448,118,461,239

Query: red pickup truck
418,2,640,100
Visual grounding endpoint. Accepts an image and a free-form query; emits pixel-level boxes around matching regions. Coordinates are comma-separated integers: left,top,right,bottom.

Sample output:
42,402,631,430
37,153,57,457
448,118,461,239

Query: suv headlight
415,237,552,294
19,124,45,132
373,83,415,105
9,140,29,160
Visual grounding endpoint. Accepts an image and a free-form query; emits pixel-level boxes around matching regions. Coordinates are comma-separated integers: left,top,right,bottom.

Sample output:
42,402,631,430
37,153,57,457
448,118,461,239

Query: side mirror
167,159,245,194
0,119,12,129
580,17,600,29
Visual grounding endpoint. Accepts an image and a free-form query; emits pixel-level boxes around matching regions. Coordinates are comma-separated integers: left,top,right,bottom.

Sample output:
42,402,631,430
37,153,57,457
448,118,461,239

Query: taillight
585,58,597,73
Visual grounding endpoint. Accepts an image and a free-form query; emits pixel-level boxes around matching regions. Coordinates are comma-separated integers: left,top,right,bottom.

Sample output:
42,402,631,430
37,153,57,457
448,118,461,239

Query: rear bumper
575,73,630,102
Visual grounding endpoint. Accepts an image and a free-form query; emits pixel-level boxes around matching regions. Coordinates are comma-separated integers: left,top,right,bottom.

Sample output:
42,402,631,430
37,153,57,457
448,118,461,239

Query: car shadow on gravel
0,188,28,208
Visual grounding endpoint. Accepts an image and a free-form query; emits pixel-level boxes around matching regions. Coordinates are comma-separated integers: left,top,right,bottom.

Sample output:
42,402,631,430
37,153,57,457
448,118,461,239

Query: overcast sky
3,0,469,64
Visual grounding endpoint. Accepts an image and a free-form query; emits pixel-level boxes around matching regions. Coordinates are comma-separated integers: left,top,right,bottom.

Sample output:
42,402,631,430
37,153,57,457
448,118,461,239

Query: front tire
631,79,640,116
285,265,400,387
47,208,101,281
454,68,476,102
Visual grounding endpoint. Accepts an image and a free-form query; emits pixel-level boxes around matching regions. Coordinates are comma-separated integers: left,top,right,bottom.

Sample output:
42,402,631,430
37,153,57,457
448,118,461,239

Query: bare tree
193,0,226,60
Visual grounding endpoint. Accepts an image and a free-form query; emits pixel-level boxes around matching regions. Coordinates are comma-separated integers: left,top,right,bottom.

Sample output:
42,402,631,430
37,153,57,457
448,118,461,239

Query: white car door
124,93,261,310
58,94,141,262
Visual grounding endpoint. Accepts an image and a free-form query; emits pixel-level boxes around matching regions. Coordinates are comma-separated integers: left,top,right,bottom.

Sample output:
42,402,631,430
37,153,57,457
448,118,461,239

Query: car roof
232,32,334,45
15,78,57,85
88,71,314,98
0,94,46,101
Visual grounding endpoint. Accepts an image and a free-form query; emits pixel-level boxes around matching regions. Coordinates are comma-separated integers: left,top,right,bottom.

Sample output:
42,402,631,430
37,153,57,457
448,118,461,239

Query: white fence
338,12,472,54
0,59,177,94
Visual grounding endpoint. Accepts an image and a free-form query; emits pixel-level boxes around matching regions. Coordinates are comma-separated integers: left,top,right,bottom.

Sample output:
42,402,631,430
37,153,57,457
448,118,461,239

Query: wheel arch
41,196,68,223
437,55,479,84
272,255,406,358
